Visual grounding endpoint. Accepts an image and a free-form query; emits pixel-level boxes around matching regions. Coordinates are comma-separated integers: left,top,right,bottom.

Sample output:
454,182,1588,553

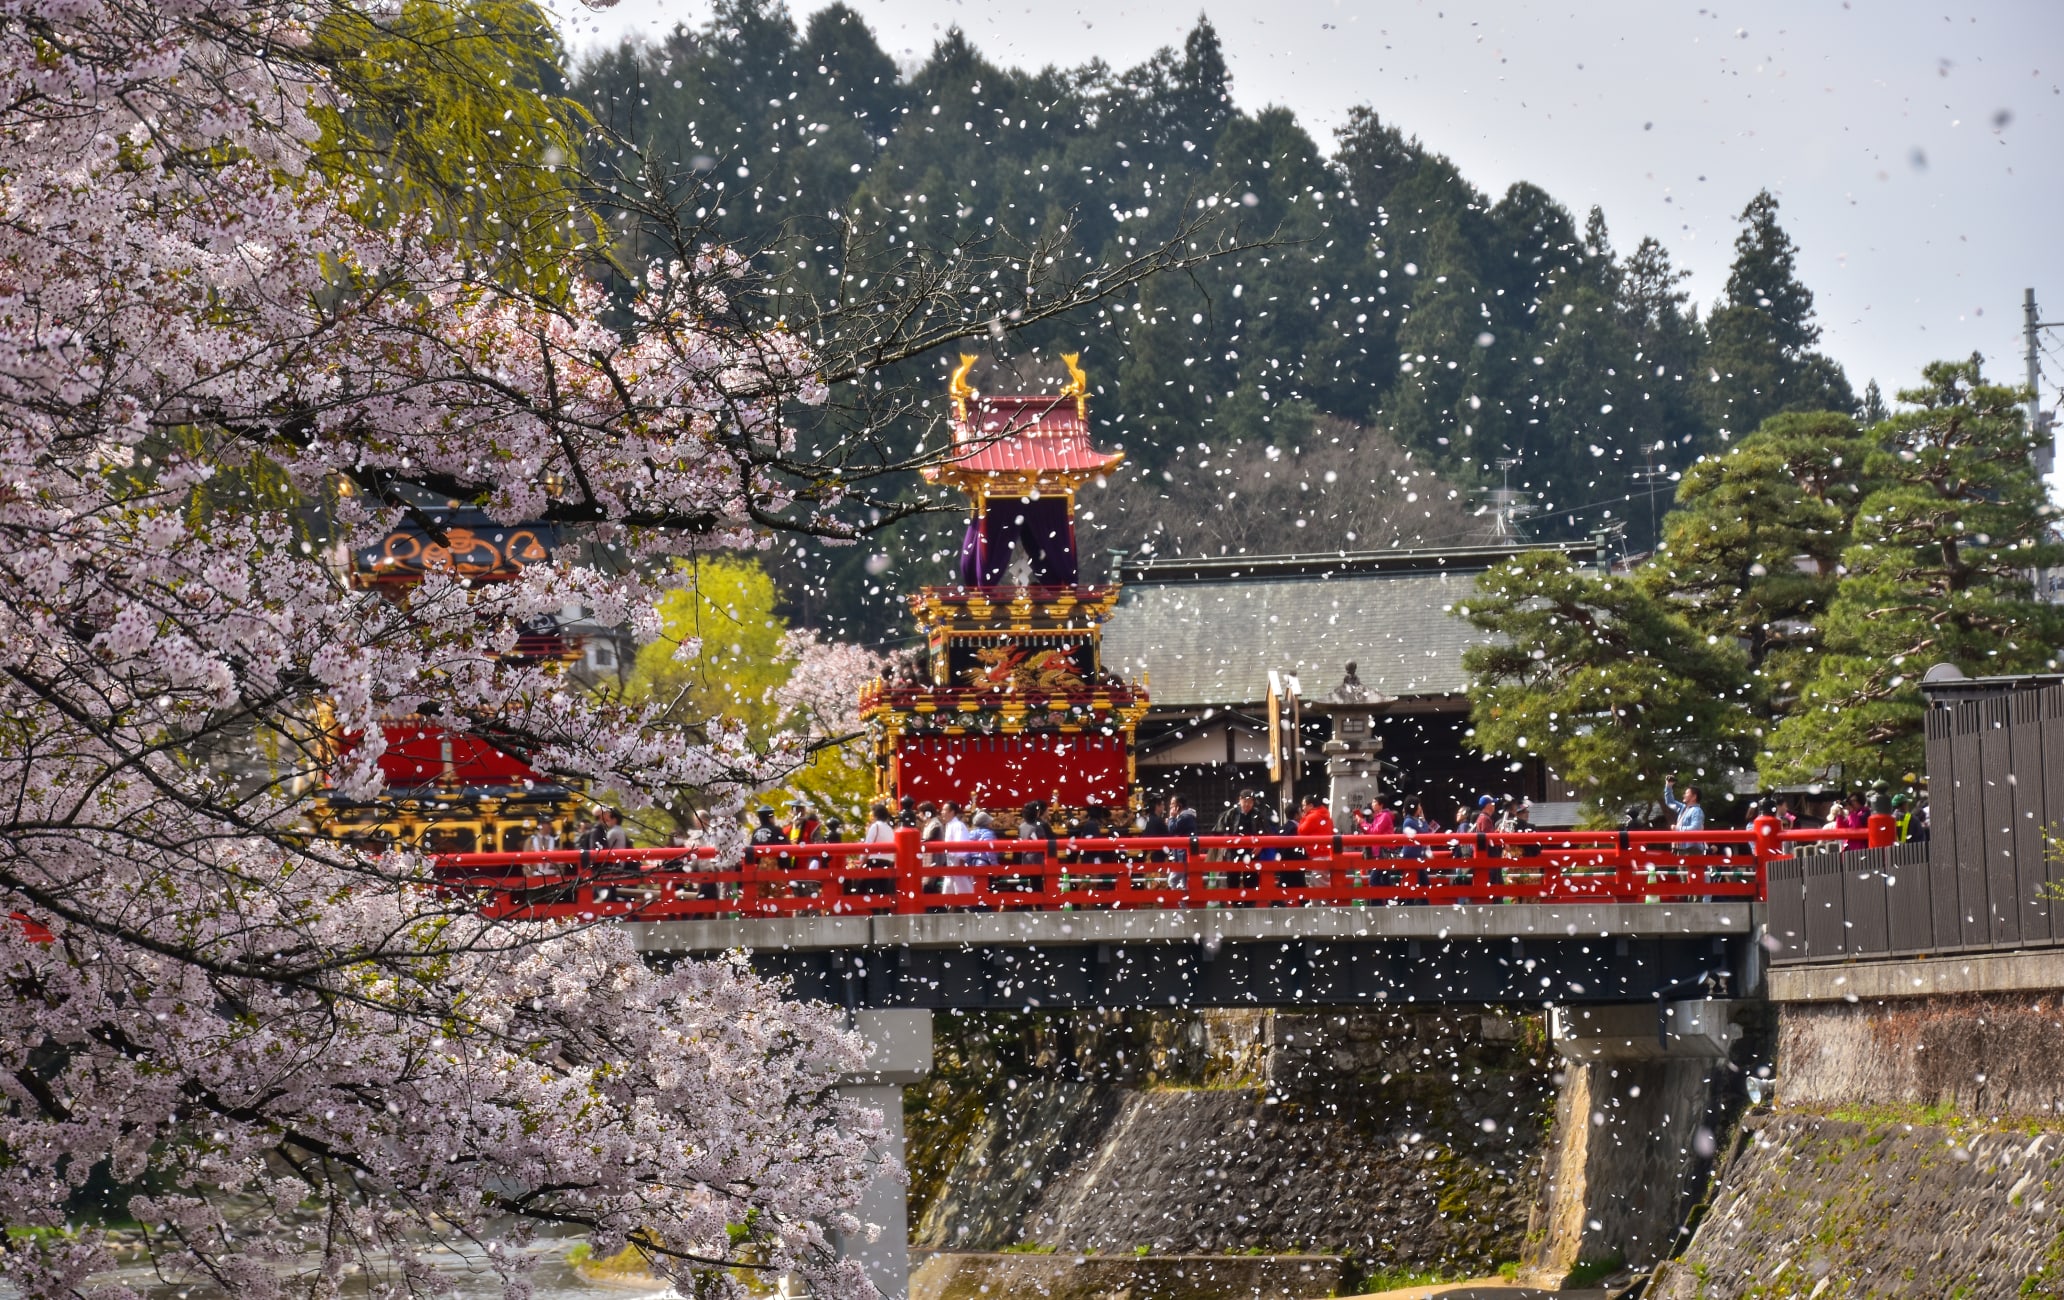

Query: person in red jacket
1295,793,1335,894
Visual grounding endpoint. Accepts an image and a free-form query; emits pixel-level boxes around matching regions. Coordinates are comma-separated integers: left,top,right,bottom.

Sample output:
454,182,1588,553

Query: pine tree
1175,16,1234,142
1640,411,1868,677
1859,378,1889,425
1763,358,2064,784
1462,551,1758,823
1699,190,1854,437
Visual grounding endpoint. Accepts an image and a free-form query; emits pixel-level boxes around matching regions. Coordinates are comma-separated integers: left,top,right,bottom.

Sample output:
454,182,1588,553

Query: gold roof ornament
923,352,1123,499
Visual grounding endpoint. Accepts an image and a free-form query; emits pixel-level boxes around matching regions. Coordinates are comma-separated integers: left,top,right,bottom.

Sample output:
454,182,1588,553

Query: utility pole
2028,288,2042,436
2028,288,2062,477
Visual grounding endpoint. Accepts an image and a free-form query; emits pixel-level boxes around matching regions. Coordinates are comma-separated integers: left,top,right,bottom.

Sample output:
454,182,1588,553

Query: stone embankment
1655,1112,2063,1297
1656,993,2064,1297
907,1009,1552,1277
910,1252,1346,1300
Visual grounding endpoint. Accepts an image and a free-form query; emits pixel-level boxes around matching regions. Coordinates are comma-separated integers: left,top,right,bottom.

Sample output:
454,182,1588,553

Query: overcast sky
550,0,2064,473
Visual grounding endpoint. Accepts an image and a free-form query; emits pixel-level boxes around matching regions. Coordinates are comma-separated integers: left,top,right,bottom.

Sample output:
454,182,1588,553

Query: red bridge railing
425,818,1893,923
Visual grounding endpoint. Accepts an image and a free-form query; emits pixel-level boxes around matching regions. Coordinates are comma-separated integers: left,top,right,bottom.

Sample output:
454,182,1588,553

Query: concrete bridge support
832,1009,932,1300
1519,1001,1740,1288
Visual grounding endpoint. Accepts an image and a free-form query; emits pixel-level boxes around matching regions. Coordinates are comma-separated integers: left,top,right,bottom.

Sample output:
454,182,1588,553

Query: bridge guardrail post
893,827,923,914
741,846,763,917
1751,815,1780,902
1866,812,1896,850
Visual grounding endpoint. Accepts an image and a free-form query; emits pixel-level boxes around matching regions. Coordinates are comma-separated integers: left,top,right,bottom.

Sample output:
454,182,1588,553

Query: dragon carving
965,645,1086,694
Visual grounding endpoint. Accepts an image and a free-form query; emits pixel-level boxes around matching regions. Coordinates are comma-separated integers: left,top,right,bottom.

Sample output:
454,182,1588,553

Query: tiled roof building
1102,544,1596,823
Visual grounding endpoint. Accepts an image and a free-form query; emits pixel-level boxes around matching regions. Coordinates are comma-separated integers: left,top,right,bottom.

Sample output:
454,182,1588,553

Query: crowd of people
730,788,1550,898
503,778,1927,904
1757,788,1928,850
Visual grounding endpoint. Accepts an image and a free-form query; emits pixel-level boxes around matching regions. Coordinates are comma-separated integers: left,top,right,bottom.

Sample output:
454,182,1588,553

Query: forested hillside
572,0,1860,639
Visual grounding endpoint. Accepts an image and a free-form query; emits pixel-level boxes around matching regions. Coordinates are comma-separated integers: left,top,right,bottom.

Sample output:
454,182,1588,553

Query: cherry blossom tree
0,0,1256,1287
0,0,885,1294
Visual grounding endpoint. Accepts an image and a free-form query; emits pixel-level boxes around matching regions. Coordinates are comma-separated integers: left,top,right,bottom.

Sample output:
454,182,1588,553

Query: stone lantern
1311,662,1389,829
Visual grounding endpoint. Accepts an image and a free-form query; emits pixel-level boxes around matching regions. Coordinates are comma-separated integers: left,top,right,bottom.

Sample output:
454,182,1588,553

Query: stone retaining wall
910,1009,1551,1276
1779,993,2064,1119
1653,1113,2064,1298
910,1252,1347,1300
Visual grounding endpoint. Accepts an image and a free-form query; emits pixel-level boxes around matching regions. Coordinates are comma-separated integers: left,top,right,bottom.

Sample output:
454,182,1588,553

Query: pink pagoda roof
924,353,1123,493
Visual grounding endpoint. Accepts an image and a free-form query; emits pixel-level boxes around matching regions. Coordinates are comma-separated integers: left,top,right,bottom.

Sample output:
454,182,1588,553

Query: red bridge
430,818,1890,922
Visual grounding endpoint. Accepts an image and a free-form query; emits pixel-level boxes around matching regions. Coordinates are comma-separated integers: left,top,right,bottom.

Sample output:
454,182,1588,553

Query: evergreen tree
1640,411,1868,678
1763,359,2064,785
1332,105,1433,218
1462,551,1758,823
1178,16,1234,131
1859,378,1889,425
563,17,1877,643
1700,190,1854,437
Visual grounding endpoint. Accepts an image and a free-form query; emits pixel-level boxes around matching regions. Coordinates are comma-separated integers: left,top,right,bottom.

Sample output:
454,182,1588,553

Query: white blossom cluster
0,0,883,1294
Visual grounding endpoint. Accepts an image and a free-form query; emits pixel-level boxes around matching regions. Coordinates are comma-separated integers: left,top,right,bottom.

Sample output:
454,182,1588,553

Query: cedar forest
576,0,2059,806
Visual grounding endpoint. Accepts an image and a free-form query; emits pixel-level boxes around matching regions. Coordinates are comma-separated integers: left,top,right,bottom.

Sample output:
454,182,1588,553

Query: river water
2,1235,679,1300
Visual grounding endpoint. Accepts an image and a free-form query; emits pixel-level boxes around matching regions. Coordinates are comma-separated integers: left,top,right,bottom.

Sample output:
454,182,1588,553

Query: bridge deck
418,829,1842,1008
429,823,1881,925
635,903,1763,1010
633,901,1758,955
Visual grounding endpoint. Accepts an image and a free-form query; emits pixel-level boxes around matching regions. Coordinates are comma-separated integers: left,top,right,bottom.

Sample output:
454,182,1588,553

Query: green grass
1355,1266,1452,1291
1000,1242,1057,1254
1563,1252,1625,1287
1799,1098,2064,1140
565,1243,652,1279
1821,1099,1957,1128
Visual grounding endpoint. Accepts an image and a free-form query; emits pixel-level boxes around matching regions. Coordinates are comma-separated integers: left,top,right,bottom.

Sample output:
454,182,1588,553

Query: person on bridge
1892,793,1925,844
1065,804,1119,893
1837,792,1870,851
1295,793,1333,892
937,802,974,897
1360,796,1399,887
1009,802,1050,895
1398,798,1436,902
1661,777,1707,855
1138,797,1170,863
1465,795,1504,893
784,800,825,895
1214,790,1278,898
784,800,822,850
858,802,896,897
968,811,1003,890
1166,794,1197,884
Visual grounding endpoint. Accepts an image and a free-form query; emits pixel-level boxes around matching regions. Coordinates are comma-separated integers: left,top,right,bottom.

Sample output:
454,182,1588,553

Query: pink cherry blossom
0,0,880,1295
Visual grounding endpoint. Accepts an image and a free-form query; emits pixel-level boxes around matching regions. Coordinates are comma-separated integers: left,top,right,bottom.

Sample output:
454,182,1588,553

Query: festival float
310,499,588,853
859,355,1151,815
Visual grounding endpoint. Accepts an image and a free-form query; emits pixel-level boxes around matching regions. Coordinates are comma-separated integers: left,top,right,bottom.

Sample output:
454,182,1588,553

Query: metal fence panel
1883,842,1935,955
2010,689,2053,943
1926,704,1966,948
1953,705,1991,947
2044,686,2064,941
1840,852,1891,956
1766,858,1808,962
1981,696,2021,946
1802,855,1849,959
1770,680,2064,966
